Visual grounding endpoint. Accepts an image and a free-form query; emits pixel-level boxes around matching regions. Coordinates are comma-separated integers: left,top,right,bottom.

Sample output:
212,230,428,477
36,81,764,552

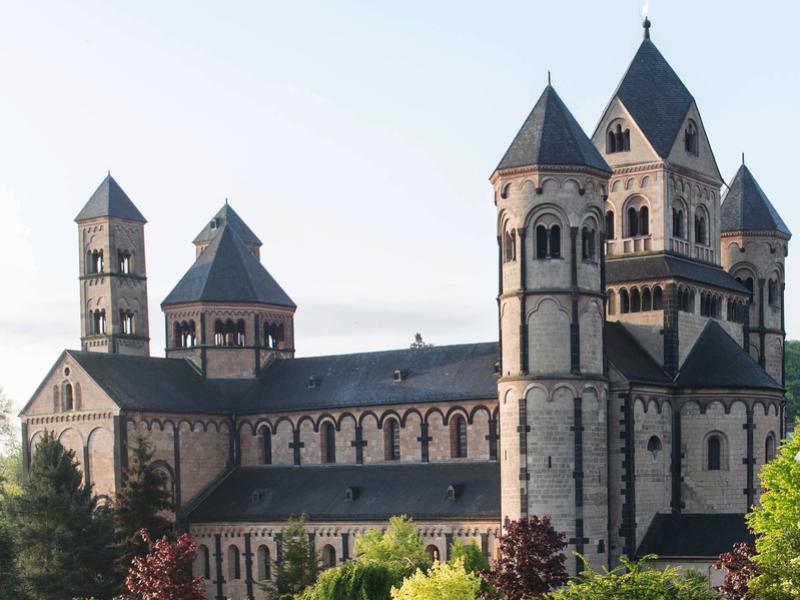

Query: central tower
493,84,612,572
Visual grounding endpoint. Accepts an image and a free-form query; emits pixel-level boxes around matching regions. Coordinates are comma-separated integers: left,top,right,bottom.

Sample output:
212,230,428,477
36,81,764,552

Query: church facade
20,20,789,599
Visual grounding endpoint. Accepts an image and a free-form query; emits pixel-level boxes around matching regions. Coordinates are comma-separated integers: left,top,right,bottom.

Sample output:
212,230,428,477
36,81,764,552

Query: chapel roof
75,174,146,223
675,321,782,390
608,36,694,158
495,85,611,174
637,513,754,558
721,165,791,235
193,202,262,247
162,223,295,308
605,322,671,385
185,462,500,523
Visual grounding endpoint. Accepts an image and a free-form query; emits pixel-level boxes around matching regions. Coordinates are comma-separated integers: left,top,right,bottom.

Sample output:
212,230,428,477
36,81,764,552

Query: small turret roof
721,165,790,235
610,38,694,158
193,202,262,247
75,174,146,223
496,85,611,174
162,223,295,308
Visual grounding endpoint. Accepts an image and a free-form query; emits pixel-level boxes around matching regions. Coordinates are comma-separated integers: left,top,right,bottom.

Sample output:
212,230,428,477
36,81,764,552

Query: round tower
493,84,612,572
721,162,791,428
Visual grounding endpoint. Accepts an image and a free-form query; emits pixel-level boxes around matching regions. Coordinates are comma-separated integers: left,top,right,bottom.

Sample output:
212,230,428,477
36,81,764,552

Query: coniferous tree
266,514,320,598
112,431,173,576
11,431,115,600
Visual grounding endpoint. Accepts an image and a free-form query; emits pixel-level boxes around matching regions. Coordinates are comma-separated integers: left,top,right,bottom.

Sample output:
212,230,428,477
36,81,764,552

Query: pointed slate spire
496,85,610,174
721,165,790,235
163,223,295,307
612,38,694,158
193,202,262,247
75,174,146,223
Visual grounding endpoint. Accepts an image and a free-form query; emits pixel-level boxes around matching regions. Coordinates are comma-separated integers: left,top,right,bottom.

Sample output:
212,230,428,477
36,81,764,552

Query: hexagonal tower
492,84,612,572
162,203,296,378
75,174,150,356
721,163,791,390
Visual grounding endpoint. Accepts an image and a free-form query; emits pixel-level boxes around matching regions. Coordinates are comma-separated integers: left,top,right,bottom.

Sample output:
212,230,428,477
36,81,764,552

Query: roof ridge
281,341,499,363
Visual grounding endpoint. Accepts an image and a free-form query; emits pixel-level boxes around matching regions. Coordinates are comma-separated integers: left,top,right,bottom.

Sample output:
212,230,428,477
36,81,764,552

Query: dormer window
607,123,631,153
344,487,359,502
393,369,404,382
685,120,699,155
210,218,220,230
446,484,462,501
308,375,319,389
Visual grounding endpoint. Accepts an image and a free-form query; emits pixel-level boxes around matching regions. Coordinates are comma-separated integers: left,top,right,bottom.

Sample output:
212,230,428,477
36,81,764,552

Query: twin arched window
120,310,135,336
672,208,685,238
385,419,401,461
451,415,467,459
694,211,707,245
607,124,631,153
626,206,649,237
678,288,695,313
118,251,132,274
174,320,197,348
264,322,285,349
91,310,107,335
700,293,721,319
536,225,561,259
87,250,104,274
214,319,245,347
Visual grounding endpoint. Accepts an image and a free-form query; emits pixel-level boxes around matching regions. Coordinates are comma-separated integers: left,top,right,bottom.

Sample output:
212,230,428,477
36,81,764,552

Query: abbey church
20,19,790,599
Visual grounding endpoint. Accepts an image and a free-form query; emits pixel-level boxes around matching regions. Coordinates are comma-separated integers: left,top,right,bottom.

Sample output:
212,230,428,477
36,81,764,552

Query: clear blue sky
1,0,798,411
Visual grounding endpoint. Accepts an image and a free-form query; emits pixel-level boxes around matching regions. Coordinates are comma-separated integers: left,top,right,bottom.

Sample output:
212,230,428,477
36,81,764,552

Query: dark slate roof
193,203,262,246
606,254,748,294
187,462,500,522
612,39,694,158
496,85,611,173
721,165,791,235
237,343,499,414
638,513,754,558
605,322,671,384
75,174,146,223
162,224,295,307
67,351,229,413
676,321,782,390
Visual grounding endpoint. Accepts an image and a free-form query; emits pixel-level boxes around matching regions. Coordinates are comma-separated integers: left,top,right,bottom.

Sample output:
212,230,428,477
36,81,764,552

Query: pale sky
1,1,798,413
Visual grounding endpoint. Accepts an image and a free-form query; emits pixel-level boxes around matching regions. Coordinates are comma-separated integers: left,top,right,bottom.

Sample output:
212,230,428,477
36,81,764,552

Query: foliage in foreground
113,431,174,576
550,555,718,600
714,541,759,599
745,420,800,599
481,515,567,599
354,515,431,581
122,528,204,600
391,558,482,600
11,431,116,600
264,514,320,598
297,560,395,600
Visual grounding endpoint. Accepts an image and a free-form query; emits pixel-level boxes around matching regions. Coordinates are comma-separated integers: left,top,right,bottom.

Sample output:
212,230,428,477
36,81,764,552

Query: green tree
550,555,717,599
354,515,430,580
746,422,800,599
11,431,116,600
391,559,482,600
112,431,173,577
784,340,800,420
448,539,495,597
265,514,319,598
298,560,395,600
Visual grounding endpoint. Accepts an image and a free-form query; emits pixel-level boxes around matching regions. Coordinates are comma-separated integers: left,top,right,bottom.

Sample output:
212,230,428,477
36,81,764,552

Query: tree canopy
391,559,481,600
353,515,430,580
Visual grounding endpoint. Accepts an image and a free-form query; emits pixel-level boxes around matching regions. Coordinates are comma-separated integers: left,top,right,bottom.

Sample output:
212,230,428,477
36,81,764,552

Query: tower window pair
87,250,104,274
535,225,561,259
607,124,631,153
118,251,132,274
120,310,135,335
264,322,285,349
174,320,197,348
91,309,106,335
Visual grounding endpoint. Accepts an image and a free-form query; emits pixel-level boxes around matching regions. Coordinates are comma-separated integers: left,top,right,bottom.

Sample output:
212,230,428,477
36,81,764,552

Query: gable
21,351,120,416
665,103,722,182
592,97,660,167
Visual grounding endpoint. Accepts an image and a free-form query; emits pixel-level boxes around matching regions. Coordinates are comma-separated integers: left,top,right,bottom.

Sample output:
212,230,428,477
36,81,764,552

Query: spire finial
742,152,745,166
225,197,228,205
547,70,551,86
107,169,111,177
642,0,651,39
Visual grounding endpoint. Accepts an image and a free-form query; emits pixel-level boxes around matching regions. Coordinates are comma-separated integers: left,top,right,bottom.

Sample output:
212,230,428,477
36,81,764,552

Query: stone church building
20,19,790,599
